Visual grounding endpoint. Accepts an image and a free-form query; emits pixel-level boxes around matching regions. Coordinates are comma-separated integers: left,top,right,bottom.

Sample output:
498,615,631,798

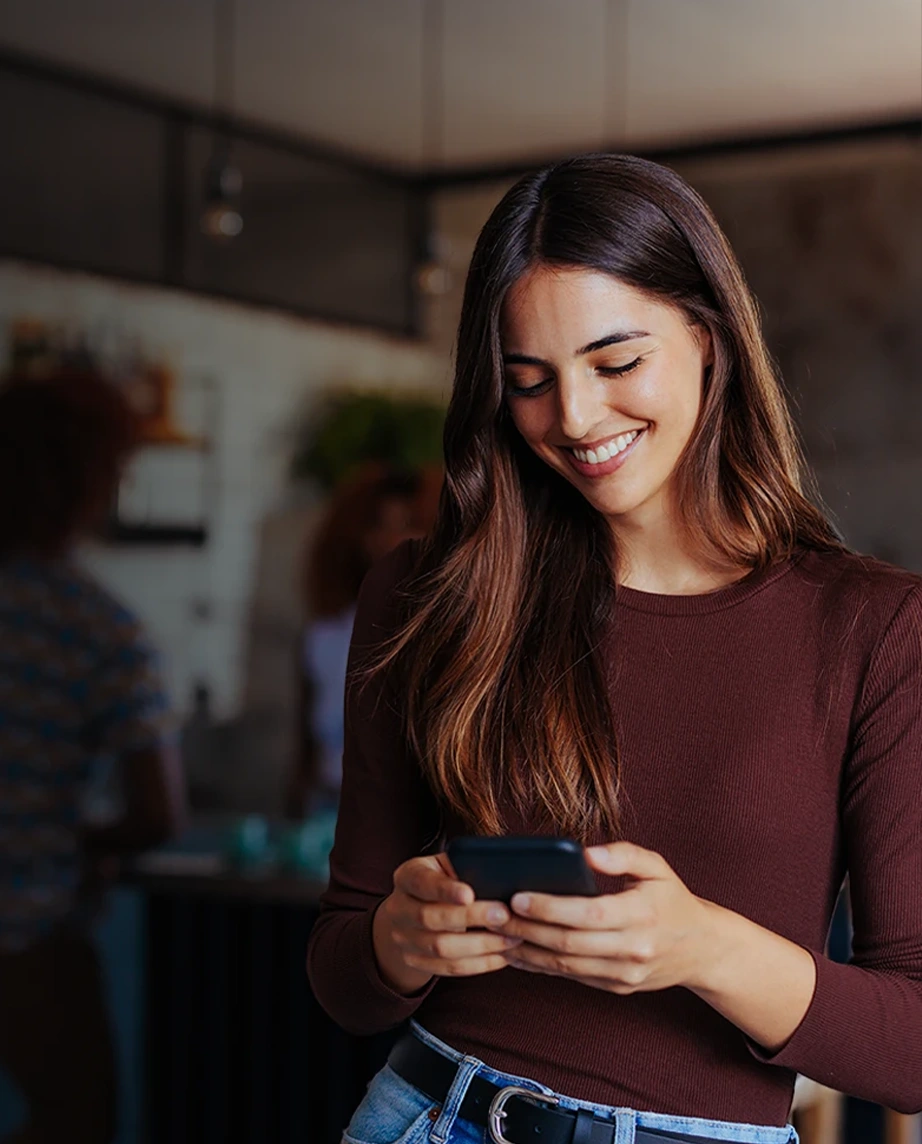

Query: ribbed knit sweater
306,542,922,1123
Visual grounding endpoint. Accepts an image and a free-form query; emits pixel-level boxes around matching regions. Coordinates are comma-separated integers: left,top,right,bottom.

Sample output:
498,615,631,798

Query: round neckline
614,549,806,615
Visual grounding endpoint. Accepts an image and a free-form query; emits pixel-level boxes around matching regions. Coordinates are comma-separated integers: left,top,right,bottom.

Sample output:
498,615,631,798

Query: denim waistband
408,1021,798,1144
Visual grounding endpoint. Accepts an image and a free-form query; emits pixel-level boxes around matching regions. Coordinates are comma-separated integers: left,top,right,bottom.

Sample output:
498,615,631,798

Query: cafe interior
0,2,919,1143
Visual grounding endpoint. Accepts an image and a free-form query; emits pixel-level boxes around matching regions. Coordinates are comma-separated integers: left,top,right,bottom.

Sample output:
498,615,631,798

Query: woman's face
500,265,712,532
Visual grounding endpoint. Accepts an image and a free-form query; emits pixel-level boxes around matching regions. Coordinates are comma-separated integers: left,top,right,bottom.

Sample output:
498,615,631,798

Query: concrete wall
681,137,922,570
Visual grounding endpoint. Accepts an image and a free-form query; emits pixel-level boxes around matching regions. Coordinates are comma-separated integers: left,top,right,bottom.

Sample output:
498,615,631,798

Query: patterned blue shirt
0,557,169,950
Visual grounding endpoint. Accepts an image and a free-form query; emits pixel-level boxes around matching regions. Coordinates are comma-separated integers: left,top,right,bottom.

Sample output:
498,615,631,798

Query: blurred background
0,2,919,1143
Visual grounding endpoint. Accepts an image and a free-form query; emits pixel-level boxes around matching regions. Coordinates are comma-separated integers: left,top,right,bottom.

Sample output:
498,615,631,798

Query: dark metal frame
0,48,423,337
1,45,919,336
412,117,922,190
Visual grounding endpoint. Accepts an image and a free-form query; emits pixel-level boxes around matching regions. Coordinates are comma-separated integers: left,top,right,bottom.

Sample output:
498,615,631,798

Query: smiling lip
561,428,645,478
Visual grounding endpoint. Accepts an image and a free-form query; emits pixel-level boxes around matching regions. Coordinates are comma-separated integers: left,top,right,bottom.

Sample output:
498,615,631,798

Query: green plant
290,388,446,491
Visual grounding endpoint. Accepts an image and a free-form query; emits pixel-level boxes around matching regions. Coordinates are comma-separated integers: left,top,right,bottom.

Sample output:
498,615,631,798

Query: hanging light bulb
201,0,243,242
414,231,453,297
201,149,243,240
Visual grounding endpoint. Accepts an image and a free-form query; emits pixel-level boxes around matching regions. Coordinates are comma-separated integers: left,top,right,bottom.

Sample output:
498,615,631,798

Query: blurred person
308,153,922,1142
287,464,439,816
0,370,185,1144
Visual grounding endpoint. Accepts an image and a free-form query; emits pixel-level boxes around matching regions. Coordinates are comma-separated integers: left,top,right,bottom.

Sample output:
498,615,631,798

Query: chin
580,485,650,519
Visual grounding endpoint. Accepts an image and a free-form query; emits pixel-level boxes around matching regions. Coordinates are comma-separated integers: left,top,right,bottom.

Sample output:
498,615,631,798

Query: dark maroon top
307,542,922,1122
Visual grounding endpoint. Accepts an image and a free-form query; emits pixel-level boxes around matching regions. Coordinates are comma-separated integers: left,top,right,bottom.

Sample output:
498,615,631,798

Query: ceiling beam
2,45,919,194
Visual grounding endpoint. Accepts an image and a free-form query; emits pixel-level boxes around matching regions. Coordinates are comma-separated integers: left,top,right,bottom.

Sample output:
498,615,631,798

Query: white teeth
570,429,640,466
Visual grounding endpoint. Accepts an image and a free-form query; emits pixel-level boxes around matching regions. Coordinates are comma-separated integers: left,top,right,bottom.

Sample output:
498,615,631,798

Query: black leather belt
387,1033,728,1144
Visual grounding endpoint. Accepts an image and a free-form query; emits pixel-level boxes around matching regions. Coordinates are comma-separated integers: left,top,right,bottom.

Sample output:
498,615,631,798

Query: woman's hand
495,841,816,1051
495,842,715,995
372,853,523,996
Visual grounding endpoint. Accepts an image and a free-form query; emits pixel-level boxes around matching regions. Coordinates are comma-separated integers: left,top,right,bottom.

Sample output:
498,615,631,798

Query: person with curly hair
0,369,185,1144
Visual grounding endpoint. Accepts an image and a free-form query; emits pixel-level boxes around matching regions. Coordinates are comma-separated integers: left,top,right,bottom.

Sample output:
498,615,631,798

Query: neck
611,505,748,596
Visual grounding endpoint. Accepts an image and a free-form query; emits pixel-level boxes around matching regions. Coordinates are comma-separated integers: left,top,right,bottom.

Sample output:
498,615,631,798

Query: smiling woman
501,267,713,557
307,154,922,1142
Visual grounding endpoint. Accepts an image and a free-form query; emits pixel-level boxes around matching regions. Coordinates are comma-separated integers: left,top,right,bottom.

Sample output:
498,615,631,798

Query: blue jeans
342,1022,799,1144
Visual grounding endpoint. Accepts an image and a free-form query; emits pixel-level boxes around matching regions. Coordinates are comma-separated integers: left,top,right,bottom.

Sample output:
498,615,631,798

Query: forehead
500,265,671,352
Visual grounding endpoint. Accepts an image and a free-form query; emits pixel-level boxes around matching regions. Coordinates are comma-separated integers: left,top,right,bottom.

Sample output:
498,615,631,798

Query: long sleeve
306,542,441,1035
749,584,922,1113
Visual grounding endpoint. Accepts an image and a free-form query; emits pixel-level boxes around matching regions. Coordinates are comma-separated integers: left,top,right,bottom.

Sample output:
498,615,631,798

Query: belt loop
573,1109,596,1144
614,1108,636,1144
428,1054,481,1144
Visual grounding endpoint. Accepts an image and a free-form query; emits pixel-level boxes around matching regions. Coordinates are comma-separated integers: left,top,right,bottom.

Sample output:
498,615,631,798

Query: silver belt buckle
488,1085,560,1144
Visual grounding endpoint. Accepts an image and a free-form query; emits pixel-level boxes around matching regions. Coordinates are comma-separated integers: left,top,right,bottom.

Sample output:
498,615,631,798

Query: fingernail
511,893,531,913
487,906,508,925
504,936,523,947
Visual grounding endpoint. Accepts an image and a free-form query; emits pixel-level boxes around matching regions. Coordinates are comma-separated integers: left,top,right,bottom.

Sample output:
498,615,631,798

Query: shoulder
793,547,922,610
1,558,146,641
791,547,922,648
69,566,154,651
51,565,164,680
347,540,423,684
354,540,422,635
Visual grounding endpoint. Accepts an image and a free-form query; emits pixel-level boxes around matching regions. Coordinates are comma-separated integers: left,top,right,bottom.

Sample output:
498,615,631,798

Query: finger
410,901,475,934
498,918,647,957
508,887,652,930
585,842,671,880
399,897,511,936
403,951,514,978
505,945,649,988
465,900,512,929
415,899,510,933
396,856,473,906
406,930,522,961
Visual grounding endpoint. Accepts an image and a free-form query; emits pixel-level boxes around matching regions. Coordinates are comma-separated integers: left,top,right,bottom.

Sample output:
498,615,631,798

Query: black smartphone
446,836,598,903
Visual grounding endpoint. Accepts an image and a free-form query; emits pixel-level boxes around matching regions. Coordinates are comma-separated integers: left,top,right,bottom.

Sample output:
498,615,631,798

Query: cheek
634,361,702,434
508,400,552,446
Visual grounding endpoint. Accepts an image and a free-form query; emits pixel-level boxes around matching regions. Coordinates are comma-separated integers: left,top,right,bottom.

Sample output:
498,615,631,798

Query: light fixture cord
214,0,236,127
602,0,629,151
421,0,445,168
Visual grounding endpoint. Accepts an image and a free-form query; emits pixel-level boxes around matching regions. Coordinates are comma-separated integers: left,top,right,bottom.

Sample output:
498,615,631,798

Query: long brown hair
375,154,842,842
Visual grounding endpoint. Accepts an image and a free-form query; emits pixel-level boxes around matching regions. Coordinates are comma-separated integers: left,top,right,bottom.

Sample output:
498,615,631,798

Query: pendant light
201,0,243,241
415,0,452,297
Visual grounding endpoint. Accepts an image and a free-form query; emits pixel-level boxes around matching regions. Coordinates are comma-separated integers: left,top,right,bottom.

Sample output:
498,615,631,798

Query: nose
556,371,605,442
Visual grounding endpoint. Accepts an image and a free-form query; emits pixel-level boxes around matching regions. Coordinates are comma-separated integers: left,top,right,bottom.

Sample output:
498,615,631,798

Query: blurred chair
884,1111,921,1144
793,1077,921,1144
792,1076,843,1144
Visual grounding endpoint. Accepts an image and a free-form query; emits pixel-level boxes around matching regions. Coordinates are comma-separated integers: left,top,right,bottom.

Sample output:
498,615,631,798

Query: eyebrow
502,330,651,366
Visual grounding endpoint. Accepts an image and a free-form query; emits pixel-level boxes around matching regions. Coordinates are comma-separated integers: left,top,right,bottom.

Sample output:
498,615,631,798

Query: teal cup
226,815,271,871
278,810,337,878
